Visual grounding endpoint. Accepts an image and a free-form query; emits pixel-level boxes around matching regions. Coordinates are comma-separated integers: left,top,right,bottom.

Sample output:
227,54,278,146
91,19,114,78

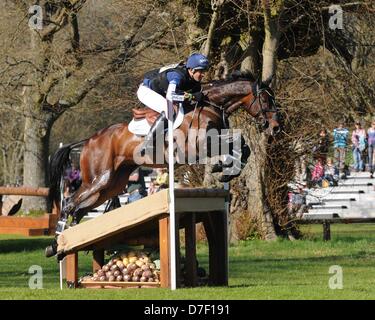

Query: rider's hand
184,92,193,101
184,92,205,102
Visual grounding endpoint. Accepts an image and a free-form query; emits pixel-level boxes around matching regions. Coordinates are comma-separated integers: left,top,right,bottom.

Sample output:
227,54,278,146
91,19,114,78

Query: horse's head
203,73,281,136
243,77,281,136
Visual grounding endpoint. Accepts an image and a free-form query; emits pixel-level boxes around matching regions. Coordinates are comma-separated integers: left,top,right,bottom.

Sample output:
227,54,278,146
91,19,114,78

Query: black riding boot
140,111,168,156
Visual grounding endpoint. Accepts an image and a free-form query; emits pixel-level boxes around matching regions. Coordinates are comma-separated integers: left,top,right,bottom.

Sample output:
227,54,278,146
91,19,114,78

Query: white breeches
137,85,167,114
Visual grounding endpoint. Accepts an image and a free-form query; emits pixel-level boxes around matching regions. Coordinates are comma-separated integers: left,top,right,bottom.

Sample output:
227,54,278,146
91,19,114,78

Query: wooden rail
297,218,375,241
0,186,58,216
0,187,49,196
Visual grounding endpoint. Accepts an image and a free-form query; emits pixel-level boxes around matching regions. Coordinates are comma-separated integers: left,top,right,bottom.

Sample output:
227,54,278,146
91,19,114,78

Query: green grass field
0,223,374,300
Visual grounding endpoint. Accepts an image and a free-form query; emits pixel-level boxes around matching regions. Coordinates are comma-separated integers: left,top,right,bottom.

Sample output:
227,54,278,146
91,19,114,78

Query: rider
137,53,210,154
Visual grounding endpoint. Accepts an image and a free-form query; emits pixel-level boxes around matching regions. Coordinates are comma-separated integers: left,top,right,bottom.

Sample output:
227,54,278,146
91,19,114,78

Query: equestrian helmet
186,53,209,71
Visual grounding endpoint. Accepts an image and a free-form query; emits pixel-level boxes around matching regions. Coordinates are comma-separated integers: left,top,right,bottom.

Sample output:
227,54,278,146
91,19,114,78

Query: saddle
132,104,182,125
132,107,160,125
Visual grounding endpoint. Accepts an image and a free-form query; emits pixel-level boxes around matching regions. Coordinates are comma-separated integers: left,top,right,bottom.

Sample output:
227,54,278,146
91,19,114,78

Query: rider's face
188,69,206,82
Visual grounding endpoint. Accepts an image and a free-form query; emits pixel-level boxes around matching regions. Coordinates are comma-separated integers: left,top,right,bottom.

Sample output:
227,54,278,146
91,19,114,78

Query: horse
45,72,281,258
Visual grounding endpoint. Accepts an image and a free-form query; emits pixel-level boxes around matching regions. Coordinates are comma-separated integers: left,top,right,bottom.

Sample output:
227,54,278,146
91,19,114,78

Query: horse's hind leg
45,172,111,258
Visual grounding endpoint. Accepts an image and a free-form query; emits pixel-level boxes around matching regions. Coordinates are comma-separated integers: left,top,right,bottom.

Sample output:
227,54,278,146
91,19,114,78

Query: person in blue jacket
333,121,349,172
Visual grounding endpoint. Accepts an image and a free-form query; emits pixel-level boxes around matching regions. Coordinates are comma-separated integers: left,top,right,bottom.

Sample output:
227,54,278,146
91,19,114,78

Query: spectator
155,168,169,189
311,158,325,187
323,157,339,186
351,121,367,172
367,119,375,177
126,168,148,204
64,165,81,192
148,181,158,195
333,121,349,173
287,185,307,218
313,128,330,164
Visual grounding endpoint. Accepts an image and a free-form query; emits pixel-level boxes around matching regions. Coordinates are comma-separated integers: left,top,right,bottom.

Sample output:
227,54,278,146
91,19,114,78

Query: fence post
323,220,331,241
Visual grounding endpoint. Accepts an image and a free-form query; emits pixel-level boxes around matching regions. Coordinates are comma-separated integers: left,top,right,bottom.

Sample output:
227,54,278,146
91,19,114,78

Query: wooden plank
184,213,198,287
159,216,170,288
0,227,46,236
174,188,229,198
57,190,169,253
92,249,104,273
0,186,49,196
0,215,50,228
66,253,78,288
175,198,226,213
80,280,160,289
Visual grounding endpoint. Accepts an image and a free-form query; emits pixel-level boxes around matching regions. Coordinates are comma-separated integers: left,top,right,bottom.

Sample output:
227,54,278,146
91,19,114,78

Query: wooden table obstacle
57,188,229,289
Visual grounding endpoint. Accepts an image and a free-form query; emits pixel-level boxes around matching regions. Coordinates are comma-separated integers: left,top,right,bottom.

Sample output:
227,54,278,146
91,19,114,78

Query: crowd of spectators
289,118,375,217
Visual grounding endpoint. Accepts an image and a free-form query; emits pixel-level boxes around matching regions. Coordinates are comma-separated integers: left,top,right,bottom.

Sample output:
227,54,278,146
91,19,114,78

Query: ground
0,223,374,300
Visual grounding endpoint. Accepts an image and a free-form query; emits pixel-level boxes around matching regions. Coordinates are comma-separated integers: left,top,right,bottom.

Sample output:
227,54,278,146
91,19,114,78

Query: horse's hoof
211,161,223,173
45,240,58,258
45,245,56,258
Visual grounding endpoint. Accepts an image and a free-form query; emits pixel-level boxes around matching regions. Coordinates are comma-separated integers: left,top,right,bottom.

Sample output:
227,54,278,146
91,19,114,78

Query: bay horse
45,72,280,258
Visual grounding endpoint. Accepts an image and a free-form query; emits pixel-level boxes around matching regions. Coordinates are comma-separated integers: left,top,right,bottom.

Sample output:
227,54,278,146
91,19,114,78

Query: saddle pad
128,104,185,136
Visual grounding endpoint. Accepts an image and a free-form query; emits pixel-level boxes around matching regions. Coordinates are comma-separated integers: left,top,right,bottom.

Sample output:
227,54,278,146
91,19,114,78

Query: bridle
202,82,278,128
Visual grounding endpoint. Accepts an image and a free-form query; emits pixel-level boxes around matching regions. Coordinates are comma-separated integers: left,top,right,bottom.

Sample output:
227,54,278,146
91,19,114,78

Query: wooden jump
0,186,58,236
57,188,229,289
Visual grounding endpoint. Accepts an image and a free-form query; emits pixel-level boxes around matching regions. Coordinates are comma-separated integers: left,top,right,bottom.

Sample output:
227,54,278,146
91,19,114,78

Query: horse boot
45,237,58,258
45,217,68,258
140,111,168,156
219,152,243,182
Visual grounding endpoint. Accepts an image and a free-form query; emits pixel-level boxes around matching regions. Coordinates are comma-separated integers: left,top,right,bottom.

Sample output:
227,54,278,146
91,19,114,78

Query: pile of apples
88,251,159,282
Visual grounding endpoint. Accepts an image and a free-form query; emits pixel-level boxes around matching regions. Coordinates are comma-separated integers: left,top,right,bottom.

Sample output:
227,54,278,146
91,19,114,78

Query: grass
0,223,375,300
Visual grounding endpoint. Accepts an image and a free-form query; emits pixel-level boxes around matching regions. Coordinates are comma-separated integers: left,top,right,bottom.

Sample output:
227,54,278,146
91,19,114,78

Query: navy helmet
186,53,209,71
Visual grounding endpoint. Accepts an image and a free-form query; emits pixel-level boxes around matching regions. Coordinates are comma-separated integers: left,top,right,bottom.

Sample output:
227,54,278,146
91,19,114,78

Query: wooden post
175,215,181,288
185,213,198,287
66,253,78,288
323,221,331,241
93,249,105,273
159,216,170,288
203,211,228,286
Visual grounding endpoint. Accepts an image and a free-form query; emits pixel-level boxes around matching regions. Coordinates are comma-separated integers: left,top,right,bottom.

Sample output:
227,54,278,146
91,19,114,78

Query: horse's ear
263,74,274,87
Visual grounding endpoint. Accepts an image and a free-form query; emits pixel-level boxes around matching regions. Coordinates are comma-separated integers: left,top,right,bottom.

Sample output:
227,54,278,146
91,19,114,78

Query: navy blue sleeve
167,71,183,86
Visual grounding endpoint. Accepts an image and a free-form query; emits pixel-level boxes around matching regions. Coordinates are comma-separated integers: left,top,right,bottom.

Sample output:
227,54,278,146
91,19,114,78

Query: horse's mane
205,71,256,88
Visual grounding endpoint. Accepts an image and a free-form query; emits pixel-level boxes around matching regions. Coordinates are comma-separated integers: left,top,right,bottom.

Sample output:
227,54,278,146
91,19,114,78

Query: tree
1,0,183,210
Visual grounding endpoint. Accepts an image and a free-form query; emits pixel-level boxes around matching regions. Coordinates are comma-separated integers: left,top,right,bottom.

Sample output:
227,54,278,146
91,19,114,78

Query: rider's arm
166,72,183,100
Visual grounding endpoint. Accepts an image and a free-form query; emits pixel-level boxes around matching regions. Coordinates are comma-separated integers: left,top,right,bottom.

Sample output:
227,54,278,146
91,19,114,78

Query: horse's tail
48,140,87,208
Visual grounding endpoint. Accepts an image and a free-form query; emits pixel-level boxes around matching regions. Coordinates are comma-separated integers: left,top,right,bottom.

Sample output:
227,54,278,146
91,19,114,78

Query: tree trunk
229,113,277,241
21,28,53,212
261,0,284,84
22,110,52,211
